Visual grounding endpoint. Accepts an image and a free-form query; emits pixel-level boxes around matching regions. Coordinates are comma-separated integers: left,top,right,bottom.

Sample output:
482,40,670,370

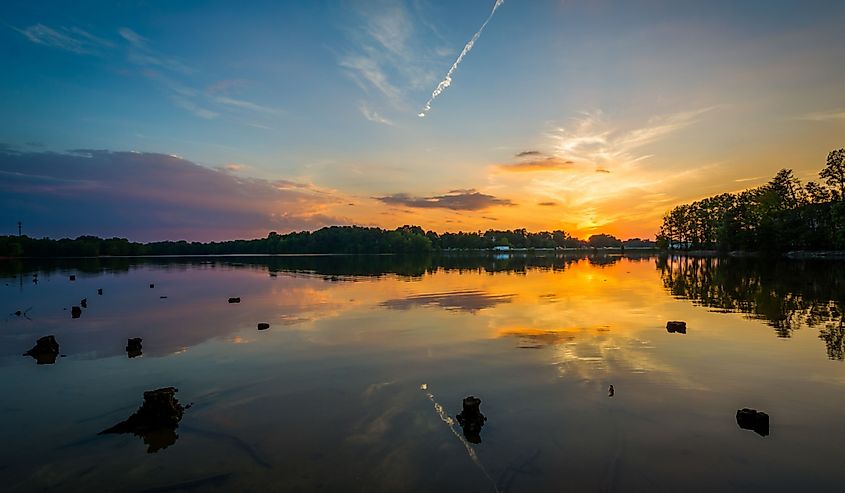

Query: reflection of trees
1,251,649,280
657,255,845,359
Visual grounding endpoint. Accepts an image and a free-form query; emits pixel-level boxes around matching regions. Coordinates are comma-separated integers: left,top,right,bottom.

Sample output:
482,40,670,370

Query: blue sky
2,0,844,240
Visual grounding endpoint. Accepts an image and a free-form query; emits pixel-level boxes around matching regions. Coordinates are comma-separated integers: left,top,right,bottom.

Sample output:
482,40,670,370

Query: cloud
359,102,395,126
0,150,347,241
515,150,542,157
375,189,513,210
213,96,282,115
795,109,845,122
14,24,113,55
486,107,721,235
339,1,451,117
498,155,576,172
538,201,557,206
119,27,192,74
25,24,279,121
172,96,219,119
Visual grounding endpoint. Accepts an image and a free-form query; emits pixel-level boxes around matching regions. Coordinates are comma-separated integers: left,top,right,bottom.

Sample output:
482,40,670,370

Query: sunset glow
2,1,844,240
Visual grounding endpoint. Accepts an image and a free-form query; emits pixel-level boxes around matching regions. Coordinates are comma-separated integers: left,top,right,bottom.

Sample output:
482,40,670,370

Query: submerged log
456,396,487,444
736,408,769,436
666,321,687,334
24,335,59,365
100,387,185,453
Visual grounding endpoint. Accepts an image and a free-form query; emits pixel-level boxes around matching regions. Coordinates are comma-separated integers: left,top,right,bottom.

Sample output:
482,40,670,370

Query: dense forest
0,226,655,258
658,148,845,252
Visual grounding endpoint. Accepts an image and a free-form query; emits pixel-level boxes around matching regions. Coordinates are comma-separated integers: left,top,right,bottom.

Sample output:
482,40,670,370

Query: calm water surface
1,254,844,492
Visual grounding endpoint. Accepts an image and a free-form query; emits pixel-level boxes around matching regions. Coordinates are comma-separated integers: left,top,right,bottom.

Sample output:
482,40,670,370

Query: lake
1,253,844,492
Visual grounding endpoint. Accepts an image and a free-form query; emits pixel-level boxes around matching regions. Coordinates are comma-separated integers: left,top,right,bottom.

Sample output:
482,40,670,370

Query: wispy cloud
358,102,395,126
14,24,113,55
549,107,717,170
488,107,721,234
498,155,575,172
118,27,192,74
172,97,219,119
213,95,282,115
795,109,845,122
17,22,281,122
418,0,505,117
339,1,452,121
376,189,513,210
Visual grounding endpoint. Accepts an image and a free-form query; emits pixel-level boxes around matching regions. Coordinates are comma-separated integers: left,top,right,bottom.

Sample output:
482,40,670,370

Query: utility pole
17,221,22,237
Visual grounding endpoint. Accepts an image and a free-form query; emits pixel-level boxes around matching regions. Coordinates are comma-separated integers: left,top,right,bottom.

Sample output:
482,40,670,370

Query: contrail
420,384,499,492
418,0,505,117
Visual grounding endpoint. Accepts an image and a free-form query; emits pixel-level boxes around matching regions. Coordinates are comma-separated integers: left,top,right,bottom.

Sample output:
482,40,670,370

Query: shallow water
1,254,844,492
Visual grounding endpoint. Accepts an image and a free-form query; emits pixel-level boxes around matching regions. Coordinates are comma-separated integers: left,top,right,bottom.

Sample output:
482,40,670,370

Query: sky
1,0,844,241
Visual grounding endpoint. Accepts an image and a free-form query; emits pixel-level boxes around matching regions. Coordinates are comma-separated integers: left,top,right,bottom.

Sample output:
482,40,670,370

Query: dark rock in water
126,338,143,358
149,283,155,289
97,288,103,295
608,385,615,397
80,298,88,308
24,335,59,365
14,310,22,317
257,323,270,330
71,306,82,319
736,408,769,436
160,296,168,299
228,297,241,303
456,396,487,444
100,387,185,453
69,275,76,281
666,321,687,334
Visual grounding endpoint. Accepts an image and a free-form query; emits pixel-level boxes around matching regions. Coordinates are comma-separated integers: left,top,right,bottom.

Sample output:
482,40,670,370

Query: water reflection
2,254,845,491
381,290,514,313
658,256,845,359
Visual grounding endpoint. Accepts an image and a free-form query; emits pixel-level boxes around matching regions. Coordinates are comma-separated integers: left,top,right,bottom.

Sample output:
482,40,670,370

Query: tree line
0,226,654,258
658,149,845,252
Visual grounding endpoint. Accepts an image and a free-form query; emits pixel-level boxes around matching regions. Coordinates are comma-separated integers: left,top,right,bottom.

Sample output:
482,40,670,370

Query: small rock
228,297,241,303
69,275,76,281
149,283,155,289
80,298,88,308
160,296,168,299
666,321,687,334
14,310,22,317
257,323,270,330
736,408,769,437
71,306,82,319
97,288,103,295
608,385,615,397
24,335,59,365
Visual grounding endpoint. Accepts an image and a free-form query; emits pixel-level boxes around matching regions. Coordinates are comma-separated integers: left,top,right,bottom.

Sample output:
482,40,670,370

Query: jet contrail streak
418,0,505,117
420,384,499,492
